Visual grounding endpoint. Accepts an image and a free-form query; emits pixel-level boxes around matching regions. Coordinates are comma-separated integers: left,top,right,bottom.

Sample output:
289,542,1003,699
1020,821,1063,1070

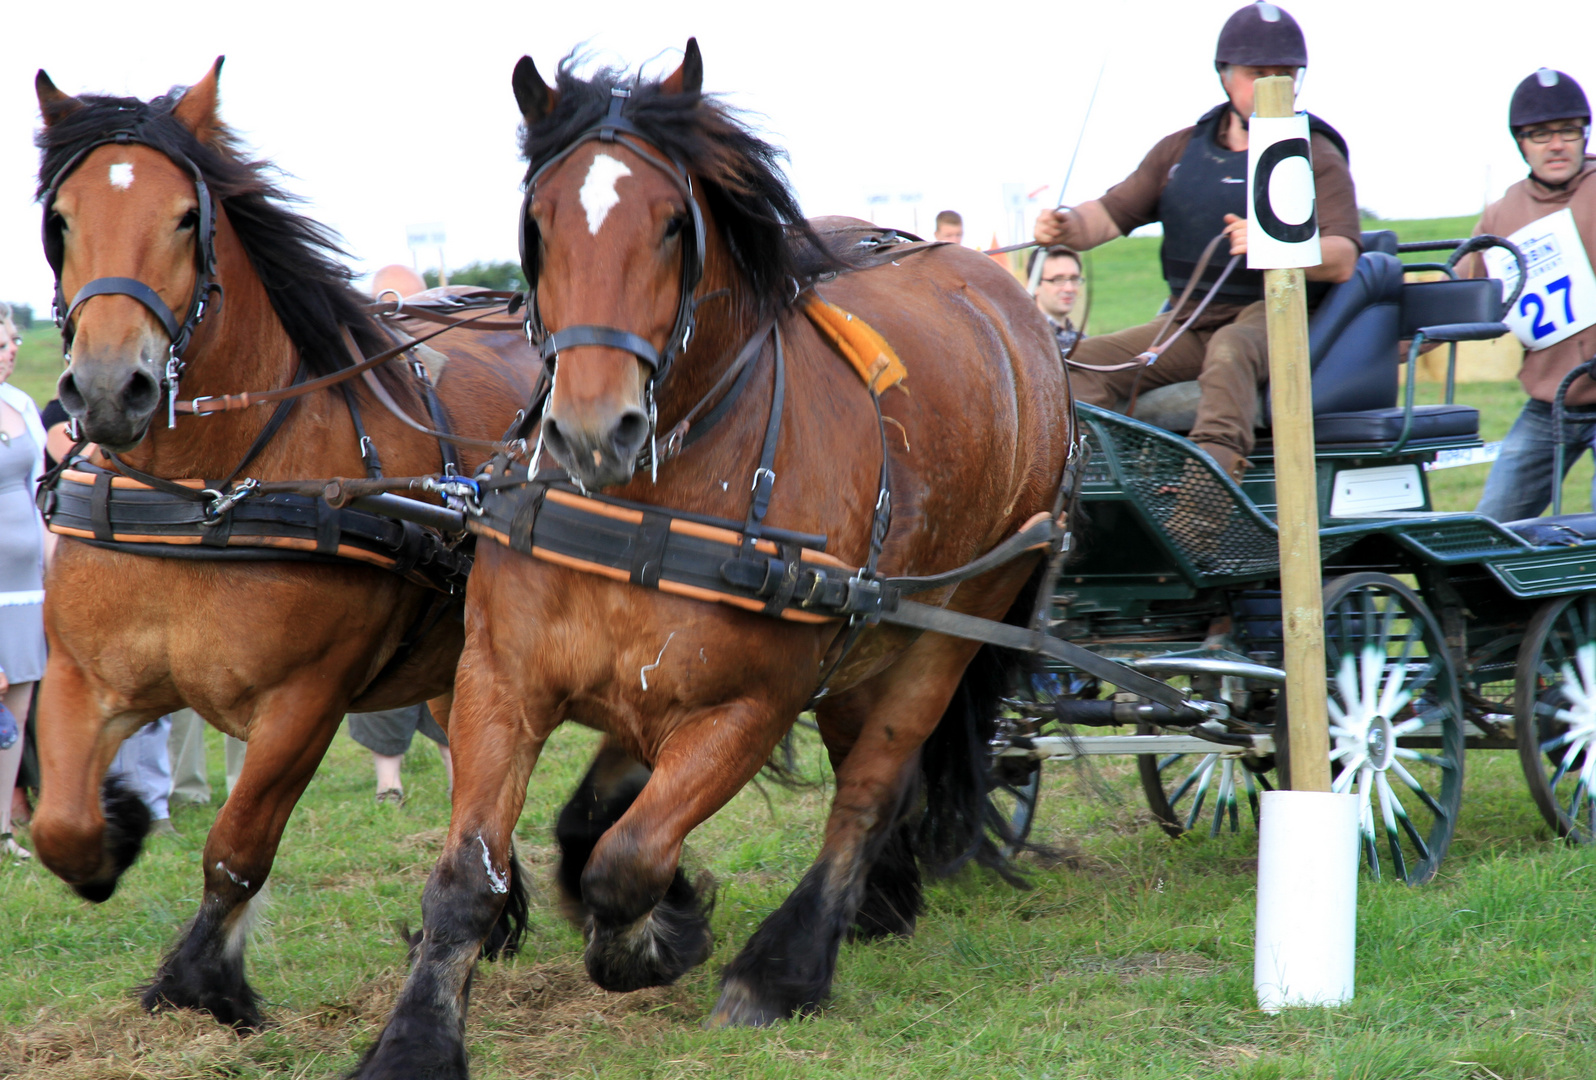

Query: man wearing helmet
1462,70,1596,521
1034,1,1360,482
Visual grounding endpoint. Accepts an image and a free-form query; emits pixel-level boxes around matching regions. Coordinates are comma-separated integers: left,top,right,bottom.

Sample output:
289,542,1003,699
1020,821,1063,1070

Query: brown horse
352,42,1070,1078
30,61,538,1029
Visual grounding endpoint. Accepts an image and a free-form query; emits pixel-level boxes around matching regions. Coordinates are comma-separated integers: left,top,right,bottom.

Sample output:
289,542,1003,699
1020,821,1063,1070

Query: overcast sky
5,0,1595,314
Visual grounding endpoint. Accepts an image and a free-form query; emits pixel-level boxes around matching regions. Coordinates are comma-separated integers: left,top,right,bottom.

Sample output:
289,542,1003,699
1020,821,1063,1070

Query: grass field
7,223,1596,1079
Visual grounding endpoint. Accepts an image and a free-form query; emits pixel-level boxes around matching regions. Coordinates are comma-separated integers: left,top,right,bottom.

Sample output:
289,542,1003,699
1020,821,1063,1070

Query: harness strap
744,326,786,539
880,600,1203,718
220,365,306,486
67,277,180,341
337,381,383,479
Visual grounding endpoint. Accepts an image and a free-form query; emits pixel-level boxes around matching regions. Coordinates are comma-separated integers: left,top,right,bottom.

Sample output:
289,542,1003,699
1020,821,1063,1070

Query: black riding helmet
1215,2,1307,70
1509,69,1590,131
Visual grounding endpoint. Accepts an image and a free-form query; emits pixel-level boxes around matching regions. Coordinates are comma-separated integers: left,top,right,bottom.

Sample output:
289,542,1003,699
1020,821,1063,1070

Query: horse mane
521,57,848,317
35,87,391,379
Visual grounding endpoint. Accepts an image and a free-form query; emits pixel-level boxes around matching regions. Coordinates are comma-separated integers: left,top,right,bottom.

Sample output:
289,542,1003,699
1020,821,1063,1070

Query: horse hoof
705,979,790,1028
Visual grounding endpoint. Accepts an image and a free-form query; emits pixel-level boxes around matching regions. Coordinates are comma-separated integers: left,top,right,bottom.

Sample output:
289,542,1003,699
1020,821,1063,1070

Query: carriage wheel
1138,736,1274,839
988,754,1042,857
1320,573,1465,885
1514,593,1596,844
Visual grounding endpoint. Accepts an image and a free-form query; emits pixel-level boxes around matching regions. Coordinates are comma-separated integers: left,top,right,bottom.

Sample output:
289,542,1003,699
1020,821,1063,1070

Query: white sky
5,0,1595,314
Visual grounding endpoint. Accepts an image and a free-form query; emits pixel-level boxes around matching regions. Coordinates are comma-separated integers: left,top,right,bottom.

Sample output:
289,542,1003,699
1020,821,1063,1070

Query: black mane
36,87,389,378
521,57,844,316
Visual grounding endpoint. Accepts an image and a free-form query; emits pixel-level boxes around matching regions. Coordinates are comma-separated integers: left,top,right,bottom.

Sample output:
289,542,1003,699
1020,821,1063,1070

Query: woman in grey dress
0,304,50,861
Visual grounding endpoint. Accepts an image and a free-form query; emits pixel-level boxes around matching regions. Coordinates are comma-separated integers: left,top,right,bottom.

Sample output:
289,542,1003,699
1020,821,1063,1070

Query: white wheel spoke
1392,717,1426,737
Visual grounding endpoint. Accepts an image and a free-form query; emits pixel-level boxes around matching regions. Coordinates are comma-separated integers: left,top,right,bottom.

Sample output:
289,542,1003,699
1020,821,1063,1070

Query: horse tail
481,842,531,961
912,565,1042,887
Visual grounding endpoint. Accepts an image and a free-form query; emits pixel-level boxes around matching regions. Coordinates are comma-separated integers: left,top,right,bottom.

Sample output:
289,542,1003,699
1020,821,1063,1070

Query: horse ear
659,38,703,96
513,56,558,123
36,70,84,127
173,56,226,144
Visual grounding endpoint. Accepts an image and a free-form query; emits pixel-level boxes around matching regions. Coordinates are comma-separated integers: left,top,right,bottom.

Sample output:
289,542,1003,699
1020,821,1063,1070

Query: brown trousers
1068,301,1269,465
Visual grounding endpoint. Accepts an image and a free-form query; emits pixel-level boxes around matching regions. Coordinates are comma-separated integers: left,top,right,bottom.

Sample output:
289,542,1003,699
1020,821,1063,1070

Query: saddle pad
802,296,907,394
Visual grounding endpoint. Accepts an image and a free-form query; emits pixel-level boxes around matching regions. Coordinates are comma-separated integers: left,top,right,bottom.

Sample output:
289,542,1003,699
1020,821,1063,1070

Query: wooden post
1256,75,1331,793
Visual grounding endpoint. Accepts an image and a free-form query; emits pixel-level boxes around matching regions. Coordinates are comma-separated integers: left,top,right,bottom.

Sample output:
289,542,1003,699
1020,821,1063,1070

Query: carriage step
999,734,1273,759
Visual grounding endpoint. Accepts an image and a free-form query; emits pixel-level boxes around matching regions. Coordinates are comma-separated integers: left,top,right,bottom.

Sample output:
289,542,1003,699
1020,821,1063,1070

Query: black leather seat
1134,229,1497,447
1504,513,1596,547
1312,404,1481,445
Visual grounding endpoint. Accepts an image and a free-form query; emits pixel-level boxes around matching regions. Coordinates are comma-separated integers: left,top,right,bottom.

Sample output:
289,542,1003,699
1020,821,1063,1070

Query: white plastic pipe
1254,789,1359,1011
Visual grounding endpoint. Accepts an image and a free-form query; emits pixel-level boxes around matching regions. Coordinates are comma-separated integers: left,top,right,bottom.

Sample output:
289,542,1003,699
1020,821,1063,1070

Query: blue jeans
1476,398,1596,521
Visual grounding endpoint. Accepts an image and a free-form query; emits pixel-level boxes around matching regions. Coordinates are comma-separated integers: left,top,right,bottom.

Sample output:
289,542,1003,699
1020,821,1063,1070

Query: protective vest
1158,103,1348,306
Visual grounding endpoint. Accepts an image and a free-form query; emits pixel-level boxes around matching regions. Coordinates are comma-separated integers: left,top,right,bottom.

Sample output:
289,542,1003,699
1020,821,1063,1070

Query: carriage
988,230,1596,885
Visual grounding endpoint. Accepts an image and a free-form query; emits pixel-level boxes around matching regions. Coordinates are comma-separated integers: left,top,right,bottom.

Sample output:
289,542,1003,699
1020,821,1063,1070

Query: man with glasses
1032,1,1359,483
1032,246,1085,356
1463,70,1596,521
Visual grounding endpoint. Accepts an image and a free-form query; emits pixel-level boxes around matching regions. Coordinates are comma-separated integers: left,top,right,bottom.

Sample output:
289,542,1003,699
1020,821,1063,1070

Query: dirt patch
1062,950,1217,983
0,956,701,1080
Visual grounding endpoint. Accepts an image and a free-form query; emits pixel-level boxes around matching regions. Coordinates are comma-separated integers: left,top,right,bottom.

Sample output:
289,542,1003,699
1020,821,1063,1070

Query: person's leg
223,735,247,798
1067,318,1207,410
1187,302,1270,480
107,717,175,833
347,707,422,803
167,708,212,807
1476,400,1569,521
1,682,35,859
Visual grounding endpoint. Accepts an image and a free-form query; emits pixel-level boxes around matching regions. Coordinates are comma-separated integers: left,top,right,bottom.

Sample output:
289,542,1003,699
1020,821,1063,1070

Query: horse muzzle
542,406,652,490
57,351,164,452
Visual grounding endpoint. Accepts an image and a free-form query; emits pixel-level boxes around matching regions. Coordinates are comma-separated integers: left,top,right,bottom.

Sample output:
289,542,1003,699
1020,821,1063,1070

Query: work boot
1162,447,1250,559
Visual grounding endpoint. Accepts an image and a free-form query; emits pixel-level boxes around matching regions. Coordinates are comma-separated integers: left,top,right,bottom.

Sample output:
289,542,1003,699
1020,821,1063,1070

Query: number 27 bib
1482,208,1596,350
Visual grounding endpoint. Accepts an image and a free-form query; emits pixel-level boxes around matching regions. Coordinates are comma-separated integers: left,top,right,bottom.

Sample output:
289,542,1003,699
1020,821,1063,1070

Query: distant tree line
422,261,524,291
2,303,34,329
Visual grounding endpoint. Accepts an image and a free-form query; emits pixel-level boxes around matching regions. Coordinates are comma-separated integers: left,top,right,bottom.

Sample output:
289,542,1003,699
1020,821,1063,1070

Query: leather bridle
41,128,222,428
516,87,708,464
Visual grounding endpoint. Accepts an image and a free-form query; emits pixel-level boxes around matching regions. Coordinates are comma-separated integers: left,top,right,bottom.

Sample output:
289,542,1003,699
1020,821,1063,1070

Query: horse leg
577,703,787,993
710,632,991,1026
30,652,155,902
140,689,349,1031
350,647,543,1080
553,736,651,926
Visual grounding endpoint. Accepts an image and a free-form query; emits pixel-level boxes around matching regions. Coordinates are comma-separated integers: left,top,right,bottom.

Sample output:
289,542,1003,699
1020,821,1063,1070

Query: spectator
932,210,964,245
346,704,452,805
106,716,178,837
0,302,48,860
1031,246,1085,356
1463,70,1596,521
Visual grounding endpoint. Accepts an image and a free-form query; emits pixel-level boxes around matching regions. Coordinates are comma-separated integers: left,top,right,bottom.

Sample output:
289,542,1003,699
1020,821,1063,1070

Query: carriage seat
1503,513,1596,548
1132,229,1499,448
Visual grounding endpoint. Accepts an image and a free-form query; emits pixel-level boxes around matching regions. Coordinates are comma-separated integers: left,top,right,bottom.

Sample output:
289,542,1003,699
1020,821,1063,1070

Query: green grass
5,719,1596,1078
10,322,65,408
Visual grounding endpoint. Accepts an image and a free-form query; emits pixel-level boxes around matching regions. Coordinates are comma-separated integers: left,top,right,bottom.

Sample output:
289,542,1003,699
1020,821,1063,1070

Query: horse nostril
56,371,86,418
124,369,161,415
540,417,569,460
612,409,650,457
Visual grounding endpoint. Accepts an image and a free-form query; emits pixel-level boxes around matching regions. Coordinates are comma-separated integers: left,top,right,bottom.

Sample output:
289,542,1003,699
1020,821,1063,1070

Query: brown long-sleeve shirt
1459,159,1596,405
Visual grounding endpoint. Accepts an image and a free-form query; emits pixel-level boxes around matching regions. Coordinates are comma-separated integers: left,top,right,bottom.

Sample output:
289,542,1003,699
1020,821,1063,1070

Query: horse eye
50,212,67,233
663,214,686,241
178,209,200,230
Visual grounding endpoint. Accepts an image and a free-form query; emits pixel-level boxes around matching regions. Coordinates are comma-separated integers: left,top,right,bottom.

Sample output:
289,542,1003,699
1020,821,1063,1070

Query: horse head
36,59,224,452
513,44,707,490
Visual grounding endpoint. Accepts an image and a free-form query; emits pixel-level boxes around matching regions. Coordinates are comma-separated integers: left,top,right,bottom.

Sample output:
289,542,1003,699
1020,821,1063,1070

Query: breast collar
515,88,709,456
41,127,222,428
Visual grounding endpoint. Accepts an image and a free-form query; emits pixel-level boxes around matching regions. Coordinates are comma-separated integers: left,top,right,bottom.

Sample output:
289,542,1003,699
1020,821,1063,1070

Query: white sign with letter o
1246,114,1322,270
1482,208,1596,351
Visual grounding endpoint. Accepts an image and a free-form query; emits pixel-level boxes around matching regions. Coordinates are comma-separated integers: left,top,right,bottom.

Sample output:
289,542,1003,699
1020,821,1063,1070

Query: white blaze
108,162,134,190
580,153,632,235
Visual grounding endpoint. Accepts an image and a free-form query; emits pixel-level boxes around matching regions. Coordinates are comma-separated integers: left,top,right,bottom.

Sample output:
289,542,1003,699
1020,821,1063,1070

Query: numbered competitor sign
1246,113,1321,269
1482,208,1596,351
